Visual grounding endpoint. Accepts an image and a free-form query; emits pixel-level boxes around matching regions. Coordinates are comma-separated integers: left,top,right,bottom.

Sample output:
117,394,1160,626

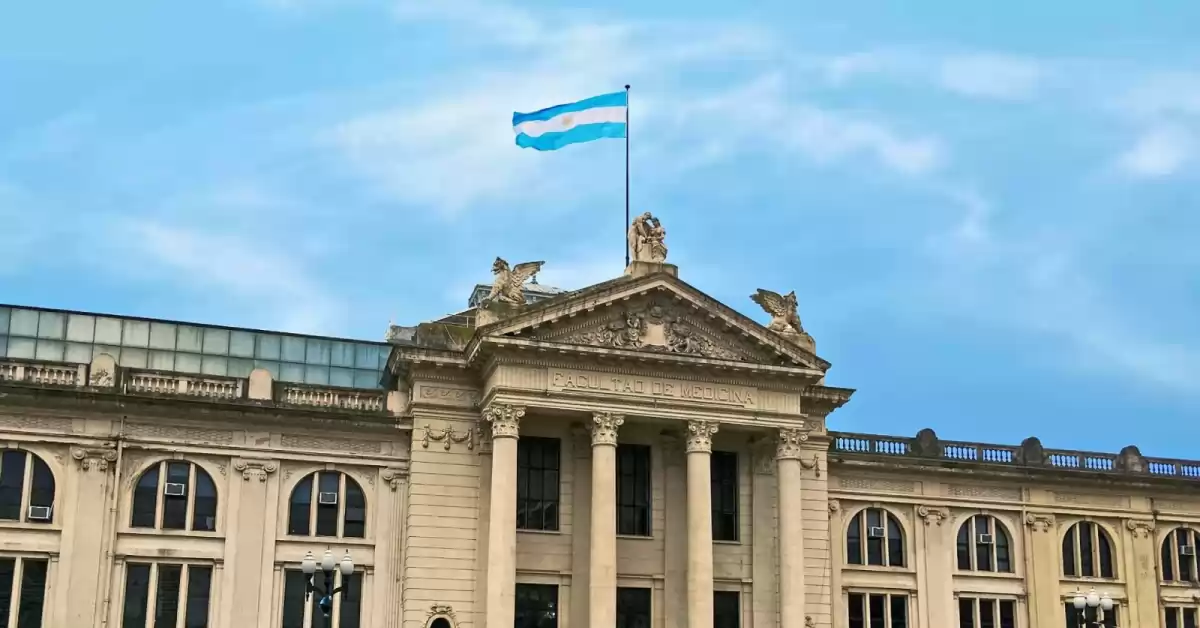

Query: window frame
279,567,363,628
0,554,51,627
516,437,561,532
955,515,1014,574
1061,600,1119,628
1161,527,1200,584
285,471,368,539
846,507,907,568
0,449,56,525
710,451,739,543
514,582,559,628
118,560,214,628
957,596,1018,628
1061,521,1116,579
129,460,219,533
713,590,740,628
617,586,652,628
616,444,652,537
1164,604,1200,628
846,590,910,628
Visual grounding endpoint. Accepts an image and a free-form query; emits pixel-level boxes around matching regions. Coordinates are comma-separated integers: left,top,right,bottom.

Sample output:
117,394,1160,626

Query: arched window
130,460,218,532
1062,521,1115,578
0,449,56,524
287,471,366,538
956,514,1013,573
846,507,905,567
1161,527,1200,583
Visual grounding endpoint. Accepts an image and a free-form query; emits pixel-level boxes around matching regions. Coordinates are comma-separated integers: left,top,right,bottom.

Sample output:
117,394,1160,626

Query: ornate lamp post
301,549,355,626
1071,588,1115,627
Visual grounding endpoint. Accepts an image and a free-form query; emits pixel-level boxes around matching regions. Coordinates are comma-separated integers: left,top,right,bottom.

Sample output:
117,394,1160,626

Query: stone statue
750,288,804,334
627,212,668,263
486,257,544,305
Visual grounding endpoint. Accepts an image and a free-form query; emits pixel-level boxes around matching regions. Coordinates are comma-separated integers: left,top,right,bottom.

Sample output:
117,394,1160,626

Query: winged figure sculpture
750,288,804,334
486,257,545,305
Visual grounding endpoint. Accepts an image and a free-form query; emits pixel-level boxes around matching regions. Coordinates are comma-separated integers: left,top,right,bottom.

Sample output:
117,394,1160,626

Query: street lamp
301,549,355,625
1071,588,1115,627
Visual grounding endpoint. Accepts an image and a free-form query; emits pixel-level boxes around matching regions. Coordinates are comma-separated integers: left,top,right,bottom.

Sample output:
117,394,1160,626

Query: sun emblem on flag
561,115,573,127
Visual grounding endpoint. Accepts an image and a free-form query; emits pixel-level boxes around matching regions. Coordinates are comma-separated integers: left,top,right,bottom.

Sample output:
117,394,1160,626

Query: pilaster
55,444,117,628
1024,512,1060,628
916,506,953,628
1124,518,1159,628
662,431,688,628
224,457,279,628
750,438,779,628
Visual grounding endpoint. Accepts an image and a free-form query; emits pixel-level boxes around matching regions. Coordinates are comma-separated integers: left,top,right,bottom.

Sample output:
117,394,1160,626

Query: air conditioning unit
318,492,339,505
977,533,994,545
27,505,52,521
1182,545,1196,556
868,526,885,538
164,483,187,497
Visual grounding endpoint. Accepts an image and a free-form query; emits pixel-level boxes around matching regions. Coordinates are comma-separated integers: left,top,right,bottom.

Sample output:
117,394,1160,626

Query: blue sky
3,0,1199,457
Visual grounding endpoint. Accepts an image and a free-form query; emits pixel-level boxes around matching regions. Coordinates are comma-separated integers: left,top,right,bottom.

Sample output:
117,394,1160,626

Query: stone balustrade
275,383,387,412
0,360,88,387
830,427,1200,480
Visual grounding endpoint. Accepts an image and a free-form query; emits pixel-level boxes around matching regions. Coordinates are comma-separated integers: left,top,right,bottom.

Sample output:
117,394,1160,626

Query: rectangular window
848,592,908,628
958,597,1016,628
279,569,362,628
710,451,739,542
517,437,561,532
515,583,558,628
617,587,651,628
714,591,740,628
121,563,213,628
617,444,652,537
1062,602,1118,628
1166,606,1200,628
0,557,49,628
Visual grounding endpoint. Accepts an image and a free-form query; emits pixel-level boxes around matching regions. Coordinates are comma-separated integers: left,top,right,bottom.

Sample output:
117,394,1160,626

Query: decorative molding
944,484,1021,501
427,604,458,624
421,423,474,451
837,477,915,493
482,403,524,439
917,505,951,526
751,438,776,475
776,425,810,460
382,463,411,491
1052,492,1127,508
126,423,234,445
805,617,815,628
71,444,118,472
88,367,114,387
476,419,493,454
589,412,624,446
829,500,841,514
798,454,821,477
1124,519,1156,538
417,386,479,406
280,435,381,454
233,458,278,482
685,420,719,453
1024,513,1056,533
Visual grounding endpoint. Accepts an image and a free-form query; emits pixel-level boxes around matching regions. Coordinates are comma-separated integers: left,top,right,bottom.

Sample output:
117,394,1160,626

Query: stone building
1,232,1198,628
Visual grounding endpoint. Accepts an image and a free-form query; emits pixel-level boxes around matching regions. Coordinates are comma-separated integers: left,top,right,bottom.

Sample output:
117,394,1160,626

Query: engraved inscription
126,423,234,445
1053,492,1128,508
549,369,756,408
838,477,916,493
945,484,1021,501
417,385,479,406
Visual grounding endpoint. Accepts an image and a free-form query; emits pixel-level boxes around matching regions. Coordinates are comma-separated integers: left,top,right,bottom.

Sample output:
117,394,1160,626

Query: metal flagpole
624,84,631,268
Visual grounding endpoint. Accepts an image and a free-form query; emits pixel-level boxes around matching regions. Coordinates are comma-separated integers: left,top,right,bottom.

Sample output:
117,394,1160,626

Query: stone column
776,428,807,628
589,412,624,628
686,420,719,628
484,403,524,628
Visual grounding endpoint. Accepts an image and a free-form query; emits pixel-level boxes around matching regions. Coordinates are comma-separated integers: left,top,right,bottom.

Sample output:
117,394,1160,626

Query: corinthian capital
776,427,809,460
482,403,524,439
686,420,719,453
589,412,624,446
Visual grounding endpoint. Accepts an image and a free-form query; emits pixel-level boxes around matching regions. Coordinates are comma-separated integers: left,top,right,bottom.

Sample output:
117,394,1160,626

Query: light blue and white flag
512,91,628,151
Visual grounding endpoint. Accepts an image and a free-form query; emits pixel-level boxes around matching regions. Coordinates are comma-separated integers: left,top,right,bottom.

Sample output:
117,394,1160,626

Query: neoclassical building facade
0,254,1198,628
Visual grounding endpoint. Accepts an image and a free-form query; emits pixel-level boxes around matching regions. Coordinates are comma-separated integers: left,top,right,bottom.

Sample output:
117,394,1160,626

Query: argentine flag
512,91,628,151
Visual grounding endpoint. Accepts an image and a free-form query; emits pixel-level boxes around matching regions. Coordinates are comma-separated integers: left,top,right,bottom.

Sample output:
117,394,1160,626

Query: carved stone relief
382,463,411,491
1024,513,1056,532
1124,518,1155,538
483,403,523,439
776,425,810,461
588,412,624,446
685,420,719,453
917,505,951,526
421,423,474,451
837,477,916,493
72,444,118,472
233,458,278,482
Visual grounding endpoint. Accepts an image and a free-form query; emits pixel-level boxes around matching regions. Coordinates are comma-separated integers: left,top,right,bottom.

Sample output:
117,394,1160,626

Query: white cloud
936,54,1043,101
121,222,343,334
1117,125,1193,178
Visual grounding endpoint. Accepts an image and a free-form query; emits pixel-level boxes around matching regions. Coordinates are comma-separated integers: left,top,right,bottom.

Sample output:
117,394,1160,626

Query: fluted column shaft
777,427,807,628
589,412,624,628
484,404,524,628
686,420,719,628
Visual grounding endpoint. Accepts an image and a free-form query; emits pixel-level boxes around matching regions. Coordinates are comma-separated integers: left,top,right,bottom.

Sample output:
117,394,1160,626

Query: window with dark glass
287,471,367,538
0,450,56,524
120,562,212,628
279,568,362,628
617,587,651,628
710,451,739,542
1166,606,1200,628
847,508,905,567
714,591,740,628
1061,602,1118,628
0,556,49,628
956,515,1013,573
514,583,558,628
617,445,651,537
130,460,218,532
1061,521,1115,578
517,437,561,532
847,592,908,628
958,597,1016,628
1162,528,1200,583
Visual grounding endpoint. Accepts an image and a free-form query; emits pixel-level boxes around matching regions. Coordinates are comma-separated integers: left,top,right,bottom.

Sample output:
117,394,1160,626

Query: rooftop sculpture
485,257,544,306
627,212,668,263
750,288,805,335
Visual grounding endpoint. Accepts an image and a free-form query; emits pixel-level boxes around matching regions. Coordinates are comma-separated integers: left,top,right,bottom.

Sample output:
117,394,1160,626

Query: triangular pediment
475,273,830,372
